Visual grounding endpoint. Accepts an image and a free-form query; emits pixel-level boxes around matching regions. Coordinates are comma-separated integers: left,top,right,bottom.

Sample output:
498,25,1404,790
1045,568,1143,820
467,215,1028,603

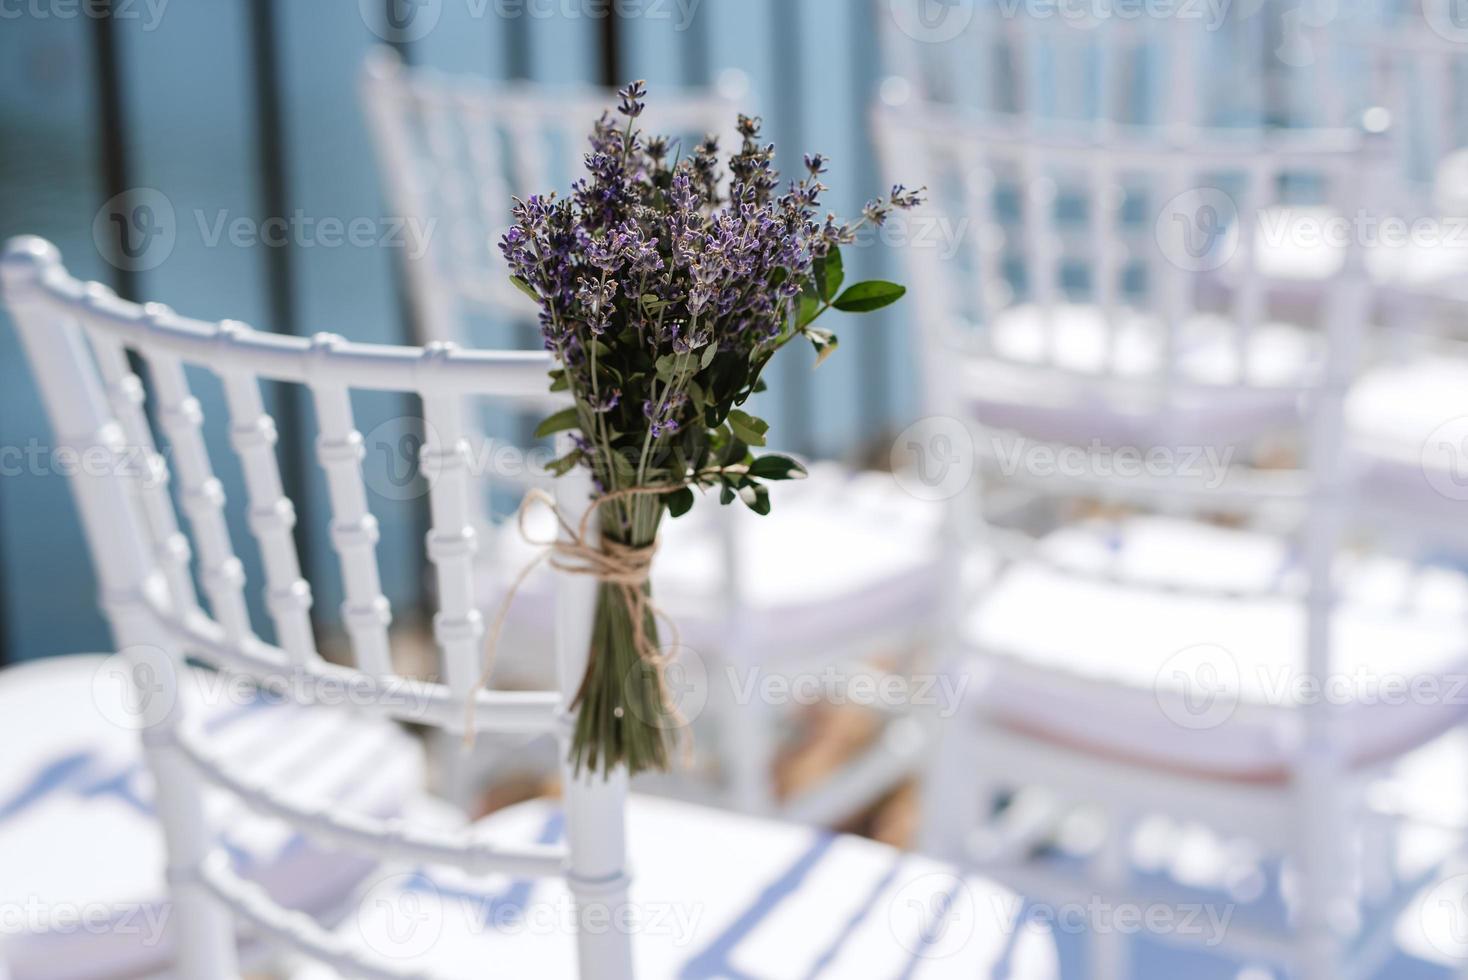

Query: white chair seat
960,303,1317,447
1253,204,1468,289
964,518,1468,780
290,794,1059,980
1347,355,1468,524
0,655,423,980
482,465,946,678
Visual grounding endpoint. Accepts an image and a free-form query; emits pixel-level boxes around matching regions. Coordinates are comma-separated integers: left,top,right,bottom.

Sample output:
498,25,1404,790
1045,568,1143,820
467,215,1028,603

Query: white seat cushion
480,465,946,679
961,303,1316,447
290,795,1059,979
1254,204,1468,288
1347,356,1468,523
966,518,1468,779
0,655,423,980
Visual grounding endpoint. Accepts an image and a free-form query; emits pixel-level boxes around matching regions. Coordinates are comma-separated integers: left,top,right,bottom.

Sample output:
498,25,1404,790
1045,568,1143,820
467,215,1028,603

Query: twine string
462,485,684,749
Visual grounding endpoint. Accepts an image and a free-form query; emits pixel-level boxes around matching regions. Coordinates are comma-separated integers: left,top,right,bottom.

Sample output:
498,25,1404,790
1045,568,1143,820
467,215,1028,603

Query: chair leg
1294,752,1349,980
719,662,778,816
1090,816,1131,980
916,711,984,862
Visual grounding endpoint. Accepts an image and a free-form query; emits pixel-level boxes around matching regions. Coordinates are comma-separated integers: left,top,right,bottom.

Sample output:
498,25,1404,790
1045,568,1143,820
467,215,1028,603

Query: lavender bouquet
501,82,921,778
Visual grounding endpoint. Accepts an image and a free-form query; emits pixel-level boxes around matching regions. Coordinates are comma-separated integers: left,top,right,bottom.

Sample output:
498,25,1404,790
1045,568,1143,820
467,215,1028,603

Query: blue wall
0,0,918,662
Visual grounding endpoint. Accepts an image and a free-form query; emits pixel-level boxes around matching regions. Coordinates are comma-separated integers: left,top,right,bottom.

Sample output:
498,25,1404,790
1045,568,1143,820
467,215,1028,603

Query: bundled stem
500,79,919,780
570,495,679,778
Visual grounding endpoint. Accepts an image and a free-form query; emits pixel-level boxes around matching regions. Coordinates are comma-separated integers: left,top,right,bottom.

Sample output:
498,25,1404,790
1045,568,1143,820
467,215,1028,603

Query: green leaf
807,328,839,367
796,293,823,329
655,353,682,382
700,341,719,369
738,482,771,516
719,480,737,505
610,448,636,484
748,454,808,481
509,275,541,303
819,248,845,302
719,436,749,468
533,407,580,439
544,448,584,477
726,409,768,447
664,486,695,519
832,280,907,313
548,369,569,393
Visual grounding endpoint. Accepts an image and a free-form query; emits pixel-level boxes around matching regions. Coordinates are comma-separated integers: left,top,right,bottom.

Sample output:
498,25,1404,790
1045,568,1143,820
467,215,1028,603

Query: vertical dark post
55,1,137,667
246,0,316,622
373,2,433,610
505,6,530,80
600,6,622,88
680,0,709,85
90,1,138,301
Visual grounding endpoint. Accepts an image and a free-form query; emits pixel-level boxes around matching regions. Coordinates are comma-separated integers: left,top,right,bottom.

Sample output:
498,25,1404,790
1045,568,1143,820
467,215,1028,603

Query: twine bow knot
463,485,683,748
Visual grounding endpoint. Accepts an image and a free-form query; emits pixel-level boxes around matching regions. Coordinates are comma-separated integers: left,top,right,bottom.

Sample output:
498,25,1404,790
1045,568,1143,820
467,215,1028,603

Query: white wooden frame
877,0,1221,128
0,236,634,980
874,93,1405,979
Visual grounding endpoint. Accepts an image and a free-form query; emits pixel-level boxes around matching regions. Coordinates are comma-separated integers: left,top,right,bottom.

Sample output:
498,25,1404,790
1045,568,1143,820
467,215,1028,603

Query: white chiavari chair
0,653,423,980
878,0,1230,129
360,49,946,824
0,236,1047,980
0,234,632,979
1245,3,1468,293
876,87,1370,493
878,95,1468,978
359,47,750,354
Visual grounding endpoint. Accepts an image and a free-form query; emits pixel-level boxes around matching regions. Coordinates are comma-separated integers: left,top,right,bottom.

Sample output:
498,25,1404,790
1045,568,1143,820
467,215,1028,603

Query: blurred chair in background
0,654,421,980
879,72,1468,979
360,48,945,826
0,236,1058,980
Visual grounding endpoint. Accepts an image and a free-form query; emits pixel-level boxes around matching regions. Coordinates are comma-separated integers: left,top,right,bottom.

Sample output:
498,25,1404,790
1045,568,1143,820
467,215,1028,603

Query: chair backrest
360,47,748,349
0,236,633,980
878,0,1241,128
361,48,747,618
1347,10,1468,212
872,89,1383,429
874,97,1386,774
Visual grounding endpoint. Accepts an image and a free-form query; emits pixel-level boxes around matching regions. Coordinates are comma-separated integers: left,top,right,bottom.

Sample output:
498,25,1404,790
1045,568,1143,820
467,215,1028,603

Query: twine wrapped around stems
463,485,685,752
